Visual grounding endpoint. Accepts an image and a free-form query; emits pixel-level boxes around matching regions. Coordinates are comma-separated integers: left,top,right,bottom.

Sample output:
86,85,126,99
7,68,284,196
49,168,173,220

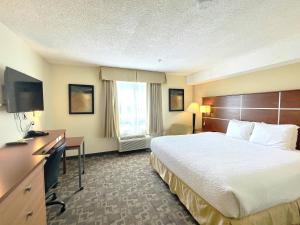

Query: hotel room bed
150,132,300,225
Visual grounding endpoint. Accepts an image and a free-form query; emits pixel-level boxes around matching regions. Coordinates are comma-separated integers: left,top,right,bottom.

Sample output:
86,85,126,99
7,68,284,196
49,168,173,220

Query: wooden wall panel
203,95,240,107
280,110,300,126
241,109,278,124
242,92,279,108
202,97,214,106
202,90,300,150
202,118,229,133
281,90,300,108
210,108,240,120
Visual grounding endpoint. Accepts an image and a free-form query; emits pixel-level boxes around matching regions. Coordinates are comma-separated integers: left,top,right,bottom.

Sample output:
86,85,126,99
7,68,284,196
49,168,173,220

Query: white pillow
290,125,299,150
249,123,299,150
226,120,255,140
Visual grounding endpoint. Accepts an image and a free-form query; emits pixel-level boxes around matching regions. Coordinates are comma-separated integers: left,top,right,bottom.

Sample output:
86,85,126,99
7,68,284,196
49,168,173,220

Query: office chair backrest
44,143,65,193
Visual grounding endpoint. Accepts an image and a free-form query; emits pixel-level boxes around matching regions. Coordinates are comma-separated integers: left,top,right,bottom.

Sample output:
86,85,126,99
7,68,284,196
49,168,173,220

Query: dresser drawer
0,163,47,225
8,191,46,225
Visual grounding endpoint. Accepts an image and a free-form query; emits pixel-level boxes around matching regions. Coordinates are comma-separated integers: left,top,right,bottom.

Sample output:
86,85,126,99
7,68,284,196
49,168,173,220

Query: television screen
4,67,44,113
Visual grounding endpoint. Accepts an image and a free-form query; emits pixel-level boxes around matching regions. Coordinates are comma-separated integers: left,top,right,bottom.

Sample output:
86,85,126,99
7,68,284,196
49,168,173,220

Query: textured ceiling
0,0,300,76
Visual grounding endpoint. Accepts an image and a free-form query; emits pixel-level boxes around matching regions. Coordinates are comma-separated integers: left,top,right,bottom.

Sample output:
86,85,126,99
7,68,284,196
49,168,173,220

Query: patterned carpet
47,150,198,225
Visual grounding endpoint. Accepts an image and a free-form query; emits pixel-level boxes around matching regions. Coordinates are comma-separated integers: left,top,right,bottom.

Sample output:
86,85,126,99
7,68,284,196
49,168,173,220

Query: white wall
49,65,194,154
49,65,118,154
163,74,194,130
0,23,52,145
194,62,300,98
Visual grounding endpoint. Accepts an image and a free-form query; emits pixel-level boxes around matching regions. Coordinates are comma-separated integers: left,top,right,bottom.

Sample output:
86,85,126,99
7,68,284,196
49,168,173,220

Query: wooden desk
0,130,65,225
63,137,85,191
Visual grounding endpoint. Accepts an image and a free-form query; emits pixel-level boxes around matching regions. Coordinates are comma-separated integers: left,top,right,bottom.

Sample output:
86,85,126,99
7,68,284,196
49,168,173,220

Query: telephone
24,130,49,138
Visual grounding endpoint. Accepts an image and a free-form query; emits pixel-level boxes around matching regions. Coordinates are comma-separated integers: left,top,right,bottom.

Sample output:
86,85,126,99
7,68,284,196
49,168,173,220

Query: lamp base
192,113,196,134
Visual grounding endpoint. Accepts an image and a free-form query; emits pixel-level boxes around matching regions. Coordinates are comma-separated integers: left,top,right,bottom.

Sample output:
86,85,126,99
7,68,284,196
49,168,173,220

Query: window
116,81,147,137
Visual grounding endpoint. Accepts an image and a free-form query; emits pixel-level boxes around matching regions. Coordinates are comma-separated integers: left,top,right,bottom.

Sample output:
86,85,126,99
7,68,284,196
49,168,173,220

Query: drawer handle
26,211,33,219
24,185,32,192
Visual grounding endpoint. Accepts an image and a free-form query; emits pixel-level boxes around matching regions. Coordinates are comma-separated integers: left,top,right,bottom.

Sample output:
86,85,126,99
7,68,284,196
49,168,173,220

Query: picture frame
69,84,94,114
169,88,184,111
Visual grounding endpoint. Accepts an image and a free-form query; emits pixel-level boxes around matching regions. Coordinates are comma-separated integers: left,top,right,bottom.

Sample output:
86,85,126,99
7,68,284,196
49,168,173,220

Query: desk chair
44,143,66,213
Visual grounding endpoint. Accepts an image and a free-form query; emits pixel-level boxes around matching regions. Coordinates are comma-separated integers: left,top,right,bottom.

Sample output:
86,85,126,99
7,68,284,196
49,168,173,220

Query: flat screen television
4,67,44,113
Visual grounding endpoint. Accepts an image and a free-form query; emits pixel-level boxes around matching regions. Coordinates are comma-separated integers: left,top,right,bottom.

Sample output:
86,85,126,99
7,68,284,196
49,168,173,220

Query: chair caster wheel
51,193,57,201
60,206,66,213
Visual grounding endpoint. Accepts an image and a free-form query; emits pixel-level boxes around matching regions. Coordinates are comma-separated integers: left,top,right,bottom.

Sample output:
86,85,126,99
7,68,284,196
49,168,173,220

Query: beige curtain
149,83,164,136
103,80,119,138
100,66,166,84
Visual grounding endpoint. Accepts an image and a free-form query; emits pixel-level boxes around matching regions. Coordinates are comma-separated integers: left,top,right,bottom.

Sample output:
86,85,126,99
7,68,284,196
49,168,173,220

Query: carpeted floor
47,150,198,225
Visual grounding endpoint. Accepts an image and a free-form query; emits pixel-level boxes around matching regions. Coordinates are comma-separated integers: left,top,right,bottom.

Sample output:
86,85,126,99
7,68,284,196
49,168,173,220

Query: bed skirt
150,152,300,225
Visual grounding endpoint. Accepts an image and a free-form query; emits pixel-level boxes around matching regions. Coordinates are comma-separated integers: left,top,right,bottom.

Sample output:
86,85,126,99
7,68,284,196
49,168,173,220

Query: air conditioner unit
118,135,151,152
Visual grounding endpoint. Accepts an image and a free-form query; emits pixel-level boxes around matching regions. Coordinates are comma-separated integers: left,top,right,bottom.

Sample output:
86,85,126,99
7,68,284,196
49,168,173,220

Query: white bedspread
151,132,300,218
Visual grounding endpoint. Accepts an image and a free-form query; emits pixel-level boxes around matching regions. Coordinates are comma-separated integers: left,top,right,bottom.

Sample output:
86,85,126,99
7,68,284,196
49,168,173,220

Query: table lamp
200,105,211,116
200,105,211,128
187,102,200,134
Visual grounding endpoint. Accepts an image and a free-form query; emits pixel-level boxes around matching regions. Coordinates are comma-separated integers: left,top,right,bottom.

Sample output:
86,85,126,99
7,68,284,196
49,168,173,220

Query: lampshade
200,105,211,114
187,102,200,113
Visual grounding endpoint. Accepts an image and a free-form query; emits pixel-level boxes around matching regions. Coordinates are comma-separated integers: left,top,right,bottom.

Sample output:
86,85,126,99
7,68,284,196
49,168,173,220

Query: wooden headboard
202,90,300,149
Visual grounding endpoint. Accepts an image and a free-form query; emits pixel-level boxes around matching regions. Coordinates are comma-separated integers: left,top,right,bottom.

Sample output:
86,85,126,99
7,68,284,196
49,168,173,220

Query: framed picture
69,84,94,114
169,88,184,111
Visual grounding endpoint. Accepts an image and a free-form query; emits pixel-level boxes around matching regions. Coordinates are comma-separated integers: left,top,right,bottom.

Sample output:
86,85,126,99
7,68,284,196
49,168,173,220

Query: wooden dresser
0,130,65,225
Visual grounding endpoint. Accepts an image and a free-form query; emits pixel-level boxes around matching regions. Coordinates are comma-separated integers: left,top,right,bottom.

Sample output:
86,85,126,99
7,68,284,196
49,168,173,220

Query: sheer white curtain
116,81,147,137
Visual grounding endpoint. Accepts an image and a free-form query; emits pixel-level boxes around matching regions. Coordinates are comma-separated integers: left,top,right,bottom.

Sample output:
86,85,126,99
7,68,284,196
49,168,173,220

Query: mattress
151,132,300,218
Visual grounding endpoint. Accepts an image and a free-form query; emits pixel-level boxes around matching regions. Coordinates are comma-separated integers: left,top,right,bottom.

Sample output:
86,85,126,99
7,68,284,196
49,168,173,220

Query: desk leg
63,150,66,174
82,141,85,174
78,146,83,191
